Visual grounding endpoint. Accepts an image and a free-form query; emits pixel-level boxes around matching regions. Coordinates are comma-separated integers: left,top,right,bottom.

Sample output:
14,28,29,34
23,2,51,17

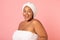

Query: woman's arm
33,20,48,40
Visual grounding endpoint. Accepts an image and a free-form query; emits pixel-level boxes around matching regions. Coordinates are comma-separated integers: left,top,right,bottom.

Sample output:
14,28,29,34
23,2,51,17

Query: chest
19,22,34,31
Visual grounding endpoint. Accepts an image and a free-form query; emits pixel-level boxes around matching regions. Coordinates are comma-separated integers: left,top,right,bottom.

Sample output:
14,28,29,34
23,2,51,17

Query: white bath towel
12,30,38,40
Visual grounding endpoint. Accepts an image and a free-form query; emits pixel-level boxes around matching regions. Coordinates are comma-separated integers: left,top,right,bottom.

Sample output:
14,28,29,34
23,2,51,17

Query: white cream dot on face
28,13,31,15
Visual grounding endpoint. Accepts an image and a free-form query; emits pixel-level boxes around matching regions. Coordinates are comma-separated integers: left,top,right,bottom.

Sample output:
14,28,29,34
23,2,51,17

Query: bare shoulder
18,21,25,30
32,19,42,25
32,19,45,31
32,19,44,30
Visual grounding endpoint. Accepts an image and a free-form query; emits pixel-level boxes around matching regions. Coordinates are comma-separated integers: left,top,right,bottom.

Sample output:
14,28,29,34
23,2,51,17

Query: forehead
24,6,32,11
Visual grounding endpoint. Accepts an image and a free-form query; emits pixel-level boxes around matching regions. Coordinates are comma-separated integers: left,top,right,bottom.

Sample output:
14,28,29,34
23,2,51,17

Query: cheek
28,12,32,16
28,13,33,17
23,12,26,16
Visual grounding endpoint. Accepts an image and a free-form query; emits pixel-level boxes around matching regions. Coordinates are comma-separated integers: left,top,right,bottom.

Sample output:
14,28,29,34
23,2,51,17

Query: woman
12,2,48,40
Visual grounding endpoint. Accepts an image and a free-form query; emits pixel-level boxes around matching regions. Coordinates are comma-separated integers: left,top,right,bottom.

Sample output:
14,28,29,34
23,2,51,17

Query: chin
25,18,30,21
25,19,29,21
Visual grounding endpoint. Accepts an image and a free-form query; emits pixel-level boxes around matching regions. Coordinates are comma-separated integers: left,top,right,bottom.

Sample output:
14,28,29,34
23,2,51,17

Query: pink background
0,0,60,40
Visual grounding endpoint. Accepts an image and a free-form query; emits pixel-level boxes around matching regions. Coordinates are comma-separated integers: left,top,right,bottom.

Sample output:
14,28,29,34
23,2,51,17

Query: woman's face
23,6,33,21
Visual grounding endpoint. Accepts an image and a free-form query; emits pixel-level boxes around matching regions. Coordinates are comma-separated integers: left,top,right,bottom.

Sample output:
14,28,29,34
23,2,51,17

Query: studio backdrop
0,0,60,40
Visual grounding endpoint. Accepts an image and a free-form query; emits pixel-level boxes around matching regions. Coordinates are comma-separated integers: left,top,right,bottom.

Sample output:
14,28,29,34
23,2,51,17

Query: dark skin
18,6,48,40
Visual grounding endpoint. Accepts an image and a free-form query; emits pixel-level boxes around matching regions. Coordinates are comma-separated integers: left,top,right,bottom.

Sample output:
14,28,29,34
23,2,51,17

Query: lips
25,14,29,18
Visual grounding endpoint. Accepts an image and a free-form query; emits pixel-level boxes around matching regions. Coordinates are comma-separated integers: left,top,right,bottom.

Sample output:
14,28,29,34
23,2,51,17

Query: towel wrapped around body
12,30,38,40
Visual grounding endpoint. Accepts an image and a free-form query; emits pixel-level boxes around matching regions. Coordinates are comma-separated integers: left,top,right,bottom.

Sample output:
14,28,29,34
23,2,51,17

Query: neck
25,18,34,22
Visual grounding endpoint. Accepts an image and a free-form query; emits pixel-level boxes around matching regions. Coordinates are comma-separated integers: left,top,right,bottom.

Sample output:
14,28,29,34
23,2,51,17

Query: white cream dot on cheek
28,13,31,15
